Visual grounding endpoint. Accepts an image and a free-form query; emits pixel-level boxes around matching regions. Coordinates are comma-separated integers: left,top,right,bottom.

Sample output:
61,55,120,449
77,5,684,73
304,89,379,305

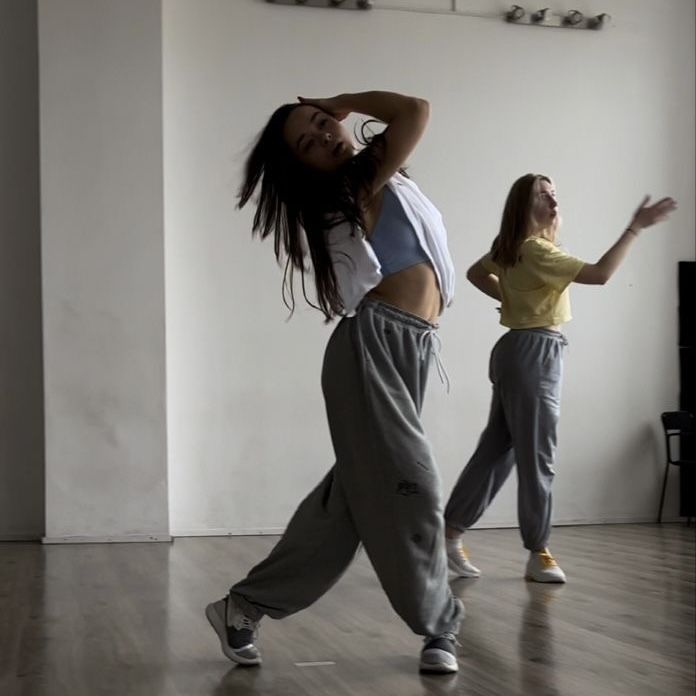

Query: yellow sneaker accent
446,539,481,577
538,549,558,568
525,548,566,583
456,544,470,560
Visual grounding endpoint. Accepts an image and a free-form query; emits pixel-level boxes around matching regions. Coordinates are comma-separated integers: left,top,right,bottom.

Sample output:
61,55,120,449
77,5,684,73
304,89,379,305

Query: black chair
658,411,696,523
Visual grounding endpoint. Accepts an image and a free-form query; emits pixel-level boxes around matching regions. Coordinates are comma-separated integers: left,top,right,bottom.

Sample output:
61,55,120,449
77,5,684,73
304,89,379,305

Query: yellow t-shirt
481,237,585,329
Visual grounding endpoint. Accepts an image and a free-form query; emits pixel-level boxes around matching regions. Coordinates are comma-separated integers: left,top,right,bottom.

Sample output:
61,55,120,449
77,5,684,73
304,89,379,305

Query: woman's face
532,179,559,231
283,106,355,172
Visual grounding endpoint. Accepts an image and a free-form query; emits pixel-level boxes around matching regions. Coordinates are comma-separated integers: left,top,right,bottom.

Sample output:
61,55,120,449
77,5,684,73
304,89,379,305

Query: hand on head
298,96,349,122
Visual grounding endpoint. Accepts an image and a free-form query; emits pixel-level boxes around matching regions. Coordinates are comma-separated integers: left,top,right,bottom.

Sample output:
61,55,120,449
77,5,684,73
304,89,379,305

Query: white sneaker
525,548,566,583
446,538,481,577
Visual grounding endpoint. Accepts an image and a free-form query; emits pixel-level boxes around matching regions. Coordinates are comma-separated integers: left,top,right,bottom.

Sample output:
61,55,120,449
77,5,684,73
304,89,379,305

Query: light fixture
587,12,610,29
531,7,549,23
563,9,584,26
266,0,372,8
506,5,526,22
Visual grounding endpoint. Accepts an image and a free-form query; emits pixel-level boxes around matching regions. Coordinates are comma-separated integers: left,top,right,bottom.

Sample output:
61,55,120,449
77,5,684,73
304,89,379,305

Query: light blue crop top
368,186,431,277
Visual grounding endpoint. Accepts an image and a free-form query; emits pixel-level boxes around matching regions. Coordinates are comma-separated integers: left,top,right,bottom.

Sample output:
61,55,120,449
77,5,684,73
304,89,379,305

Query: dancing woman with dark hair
205,92,463,674
444,174,676,583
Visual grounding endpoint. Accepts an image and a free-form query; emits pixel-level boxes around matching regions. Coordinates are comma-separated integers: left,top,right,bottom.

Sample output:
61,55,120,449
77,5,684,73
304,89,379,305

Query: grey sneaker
419,632,459,674
446,538,481,578
205,595,262,665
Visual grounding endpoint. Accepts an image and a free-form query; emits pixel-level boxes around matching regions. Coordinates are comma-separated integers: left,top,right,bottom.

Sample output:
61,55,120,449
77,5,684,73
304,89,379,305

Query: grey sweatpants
230,299,462,638
445,328,567,551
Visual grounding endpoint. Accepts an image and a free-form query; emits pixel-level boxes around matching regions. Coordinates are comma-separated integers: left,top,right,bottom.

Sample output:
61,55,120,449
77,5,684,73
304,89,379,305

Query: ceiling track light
563,9,584,26
587,12,611,29
504,5,611,30
268,2,608,25
506,5,526,22
265,0,373,9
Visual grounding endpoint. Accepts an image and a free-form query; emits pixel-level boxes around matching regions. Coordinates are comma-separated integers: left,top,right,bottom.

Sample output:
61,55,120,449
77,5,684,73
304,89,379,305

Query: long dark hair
238,104,384,321
491,173,551,268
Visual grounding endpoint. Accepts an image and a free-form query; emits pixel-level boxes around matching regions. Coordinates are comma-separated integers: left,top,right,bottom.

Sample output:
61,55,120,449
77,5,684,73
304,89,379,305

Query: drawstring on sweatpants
419,329,450,393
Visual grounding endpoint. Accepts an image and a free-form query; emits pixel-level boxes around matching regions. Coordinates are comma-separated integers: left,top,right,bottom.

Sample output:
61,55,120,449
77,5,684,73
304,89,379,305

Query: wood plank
0,524,693,696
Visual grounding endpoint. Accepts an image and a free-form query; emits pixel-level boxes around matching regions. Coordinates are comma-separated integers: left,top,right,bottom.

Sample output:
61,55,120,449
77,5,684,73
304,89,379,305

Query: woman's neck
527,227,556,243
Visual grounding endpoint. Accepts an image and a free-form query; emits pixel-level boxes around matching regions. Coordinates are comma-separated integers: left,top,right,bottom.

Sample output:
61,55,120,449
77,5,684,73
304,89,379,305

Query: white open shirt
325,172,456,316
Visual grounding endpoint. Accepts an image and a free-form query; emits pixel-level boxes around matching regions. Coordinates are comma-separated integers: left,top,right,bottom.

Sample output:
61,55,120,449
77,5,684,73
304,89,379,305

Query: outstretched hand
630,195,678,231
297,96,349,121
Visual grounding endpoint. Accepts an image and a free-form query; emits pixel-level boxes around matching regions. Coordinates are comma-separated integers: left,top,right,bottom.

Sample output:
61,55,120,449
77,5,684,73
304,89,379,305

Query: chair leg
657,462,670,523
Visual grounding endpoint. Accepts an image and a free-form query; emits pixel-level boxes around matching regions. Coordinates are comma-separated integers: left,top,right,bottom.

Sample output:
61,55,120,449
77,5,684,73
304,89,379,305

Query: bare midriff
363,188,442,325
366,262,442,325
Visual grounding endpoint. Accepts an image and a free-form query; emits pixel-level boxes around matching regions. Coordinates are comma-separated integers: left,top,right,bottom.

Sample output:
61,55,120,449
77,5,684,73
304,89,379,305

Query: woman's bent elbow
410,97,430,120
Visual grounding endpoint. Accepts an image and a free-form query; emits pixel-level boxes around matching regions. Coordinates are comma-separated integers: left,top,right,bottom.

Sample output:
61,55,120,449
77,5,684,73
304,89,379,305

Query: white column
39,0,169,542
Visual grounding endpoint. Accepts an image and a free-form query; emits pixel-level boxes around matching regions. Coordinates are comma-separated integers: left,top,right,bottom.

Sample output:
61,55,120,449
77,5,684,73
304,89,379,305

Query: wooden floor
1,524,694,696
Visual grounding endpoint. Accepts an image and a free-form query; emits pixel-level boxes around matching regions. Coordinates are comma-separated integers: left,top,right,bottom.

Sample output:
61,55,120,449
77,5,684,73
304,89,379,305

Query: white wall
163,0,694,534
0,0,44,540
13,0,691,545
163,0,694,535
40,0,169,541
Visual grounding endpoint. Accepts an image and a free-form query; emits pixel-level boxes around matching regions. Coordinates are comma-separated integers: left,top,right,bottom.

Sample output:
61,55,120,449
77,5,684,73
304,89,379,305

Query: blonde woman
444,174,676,583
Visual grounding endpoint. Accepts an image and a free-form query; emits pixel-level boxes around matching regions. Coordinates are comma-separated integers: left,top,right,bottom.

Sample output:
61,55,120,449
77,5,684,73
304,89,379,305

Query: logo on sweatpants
396,480,419,496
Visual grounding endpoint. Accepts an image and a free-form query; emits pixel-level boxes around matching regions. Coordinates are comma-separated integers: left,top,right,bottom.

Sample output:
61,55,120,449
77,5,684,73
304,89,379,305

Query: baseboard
170,517,686,538
553,516,672,526
42,534,172,544
35,517,686,543
170,527,285,537
470,516,682,528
